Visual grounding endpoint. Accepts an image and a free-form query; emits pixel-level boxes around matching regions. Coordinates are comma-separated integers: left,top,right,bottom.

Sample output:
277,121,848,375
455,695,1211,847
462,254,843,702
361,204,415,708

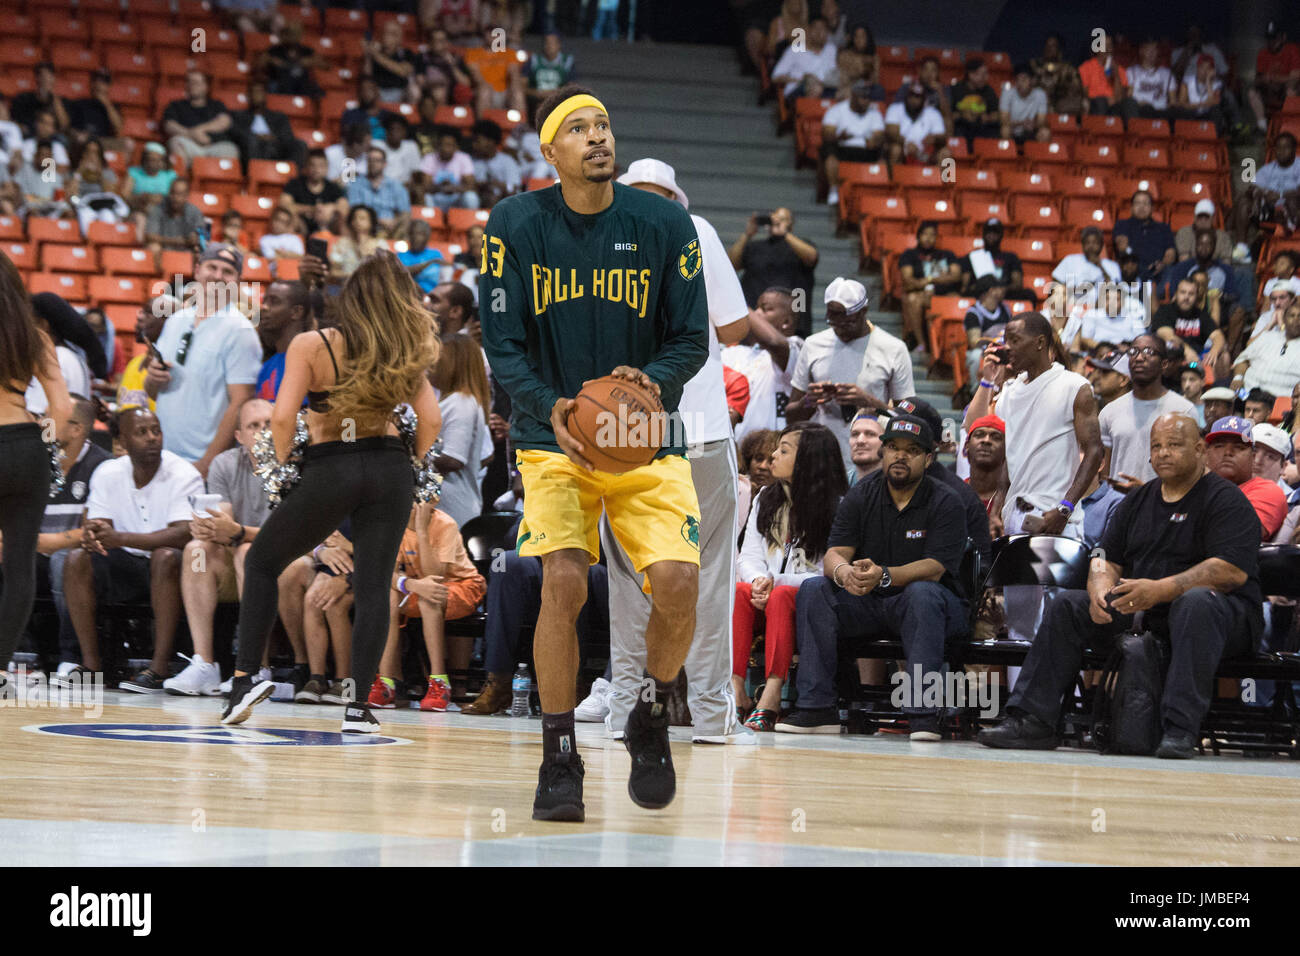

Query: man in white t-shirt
787,277,914,473
1076,282,1150,350
1247,277,1299,343
723,287,804,440
61,407,203,694
258,206,306,262
599,159,753,744
26,343,91,417
770,18,838,98
884,84,948,165
1098,334,1195,492
145,244,263,478
820,82,884,206
1232,301,1300,398
1051,227,1121,312
1128,39,1176,117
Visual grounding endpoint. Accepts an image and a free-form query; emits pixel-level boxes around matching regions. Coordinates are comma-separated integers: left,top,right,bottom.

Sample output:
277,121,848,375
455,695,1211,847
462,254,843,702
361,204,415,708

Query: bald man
980,414,1265,759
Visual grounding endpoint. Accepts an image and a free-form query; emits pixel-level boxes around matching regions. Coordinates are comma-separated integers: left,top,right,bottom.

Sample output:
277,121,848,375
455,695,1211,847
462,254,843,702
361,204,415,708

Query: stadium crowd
2,0,1300,754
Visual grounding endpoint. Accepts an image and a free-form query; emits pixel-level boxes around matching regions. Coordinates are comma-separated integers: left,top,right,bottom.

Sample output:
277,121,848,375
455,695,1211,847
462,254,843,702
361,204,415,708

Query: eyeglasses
1131,346,1162,358
175,329,194,366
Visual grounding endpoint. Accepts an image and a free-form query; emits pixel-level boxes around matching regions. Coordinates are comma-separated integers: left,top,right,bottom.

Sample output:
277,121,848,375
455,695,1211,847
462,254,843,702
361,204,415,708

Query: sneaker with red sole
419,677,451,712
368,677,398,709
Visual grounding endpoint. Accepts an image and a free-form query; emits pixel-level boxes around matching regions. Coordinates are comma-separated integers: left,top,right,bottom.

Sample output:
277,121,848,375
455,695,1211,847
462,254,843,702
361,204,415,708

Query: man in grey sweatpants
599,159,752,743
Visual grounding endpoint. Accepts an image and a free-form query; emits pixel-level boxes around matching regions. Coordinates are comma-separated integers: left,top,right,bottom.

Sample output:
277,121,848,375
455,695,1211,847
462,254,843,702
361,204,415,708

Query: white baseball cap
1194,198,1216,216
1252,423,1293,460
824,277,869,313
617,158,688,209
1264,276,1300,298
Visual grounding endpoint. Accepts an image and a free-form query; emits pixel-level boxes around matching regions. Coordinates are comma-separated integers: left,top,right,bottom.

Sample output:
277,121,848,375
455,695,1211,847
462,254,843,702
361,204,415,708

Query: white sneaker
219,666,270,695
1232,242,1252,264
826,187,839,206
50,663,91,689
163,653,223,697
341,703,381,734
574,677,611,722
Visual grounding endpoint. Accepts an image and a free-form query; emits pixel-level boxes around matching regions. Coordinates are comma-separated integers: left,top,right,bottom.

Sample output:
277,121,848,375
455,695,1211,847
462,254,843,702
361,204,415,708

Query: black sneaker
773,707,842,734
221,674,275,725
341,703,381,734
1155,729,1197,760
908,714,942,742
623,704,676,810
977,710,1059,750
119,668,166,694
532,752,586,822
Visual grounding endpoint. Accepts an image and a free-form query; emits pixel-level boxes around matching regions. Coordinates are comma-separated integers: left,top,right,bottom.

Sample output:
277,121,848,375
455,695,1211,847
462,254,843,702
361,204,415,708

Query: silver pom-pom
393,404,443,503
47,437,65,498
252,411,309,508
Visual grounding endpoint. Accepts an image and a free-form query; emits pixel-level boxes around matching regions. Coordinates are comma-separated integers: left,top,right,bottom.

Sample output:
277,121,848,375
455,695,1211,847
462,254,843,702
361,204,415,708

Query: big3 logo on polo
678,239,701,281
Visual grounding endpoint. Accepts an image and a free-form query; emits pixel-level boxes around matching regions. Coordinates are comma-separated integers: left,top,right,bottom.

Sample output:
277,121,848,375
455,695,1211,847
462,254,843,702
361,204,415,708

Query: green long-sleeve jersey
478,182,708,457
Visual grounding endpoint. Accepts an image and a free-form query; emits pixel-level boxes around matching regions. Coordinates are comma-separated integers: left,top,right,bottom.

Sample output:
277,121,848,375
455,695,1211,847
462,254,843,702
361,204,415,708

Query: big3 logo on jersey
678,239,701,281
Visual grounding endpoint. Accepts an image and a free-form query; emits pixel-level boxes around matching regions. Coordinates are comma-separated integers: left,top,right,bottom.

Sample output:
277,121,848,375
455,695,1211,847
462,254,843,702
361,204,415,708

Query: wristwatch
878,567,892,589
1056,498,1075,519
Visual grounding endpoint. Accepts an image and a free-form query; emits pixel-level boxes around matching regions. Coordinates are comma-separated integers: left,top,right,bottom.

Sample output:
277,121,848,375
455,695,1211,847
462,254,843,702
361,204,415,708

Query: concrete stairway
563,37,956,413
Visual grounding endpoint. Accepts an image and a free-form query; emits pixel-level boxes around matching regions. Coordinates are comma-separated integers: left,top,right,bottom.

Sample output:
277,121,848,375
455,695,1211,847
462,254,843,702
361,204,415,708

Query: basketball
566,375,665,473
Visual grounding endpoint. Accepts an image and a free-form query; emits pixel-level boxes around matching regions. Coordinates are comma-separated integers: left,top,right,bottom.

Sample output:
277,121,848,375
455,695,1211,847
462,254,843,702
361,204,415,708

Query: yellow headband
540,94,610,145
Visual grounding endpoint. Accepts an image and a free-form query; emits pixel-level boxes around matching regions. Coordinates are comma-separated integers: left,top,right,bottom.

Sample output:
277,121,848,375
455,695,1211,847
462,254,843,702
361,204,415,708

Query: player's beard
584,166,615,183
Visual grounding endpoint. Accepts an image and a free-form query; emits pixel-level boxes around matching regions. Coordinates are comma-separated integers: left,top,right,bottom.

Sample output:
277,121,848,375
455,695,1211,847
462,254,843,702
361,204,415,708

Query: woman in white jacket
732,422,847,730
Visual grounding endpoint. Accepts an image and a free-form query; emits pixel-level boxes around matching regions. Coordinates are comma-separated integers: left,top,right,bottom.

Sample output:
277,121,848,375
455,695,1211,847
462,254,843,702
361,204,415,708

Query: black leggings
0,423,52,667
236,437,413,698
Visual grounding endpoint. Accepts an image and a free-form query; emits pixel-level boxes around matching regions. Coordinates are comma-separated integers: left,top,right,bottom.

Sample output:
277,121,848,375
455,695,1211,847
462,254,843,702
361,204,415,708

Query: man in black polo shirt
1152,277,1227,375
1113,189,1176,281
979,413,1263,758
162,70,239,166
892,396,991,568
775,415,968,740
280,149,347,235
66,70,125,151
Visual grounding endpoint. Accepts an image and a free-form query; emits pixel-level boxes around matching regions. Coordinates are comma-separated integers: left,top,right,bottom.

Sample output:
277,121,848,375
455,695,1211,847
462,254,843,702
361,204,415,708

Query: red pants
732,581,798,680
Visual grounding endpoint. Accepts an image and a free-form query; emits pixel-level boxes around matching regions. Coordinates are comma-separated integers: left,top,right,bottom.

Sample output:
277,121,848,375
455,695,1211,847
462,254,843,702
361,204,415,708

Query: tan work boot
461,672,512,715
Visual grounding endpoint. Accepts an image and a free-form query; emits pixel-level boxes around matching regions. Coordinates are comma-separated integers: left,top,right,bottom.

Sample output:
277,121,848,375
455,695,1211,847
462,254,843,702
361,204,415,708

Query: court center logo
678,239,701,281
23,723,412,746
680,515,700,550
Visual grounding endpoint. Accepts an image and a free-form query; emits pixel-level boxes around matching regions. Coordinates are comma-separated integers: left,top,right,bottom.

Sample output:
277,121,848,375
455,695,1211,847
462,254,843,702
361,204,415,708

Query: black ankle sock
632,672,675,720
310,673,326,685
542,710,576,758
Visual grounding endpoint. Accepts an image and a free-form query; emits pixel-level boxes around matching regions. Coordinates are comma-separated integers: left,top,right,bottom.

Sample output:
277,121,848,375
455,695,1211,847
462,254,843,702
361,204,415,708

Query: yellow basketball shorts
514,449,702,577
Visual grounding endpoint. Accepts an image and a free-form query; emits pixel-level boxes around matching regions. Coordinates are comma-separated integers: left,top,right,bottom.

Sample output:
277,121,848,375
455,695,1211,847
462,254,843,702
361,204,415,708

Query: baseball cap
1201,386,1237,403
617,157,689,209
1206,416,1253,443
1266,276,1300,298
1252,423,1292,459
824,276,869,313
983,217,1004,232
197,242,244,276
882,414,936,452
143,141,167,156
968,414,1005,435
1086,349,1131,378
1194,198,1215,216
892,396,942,438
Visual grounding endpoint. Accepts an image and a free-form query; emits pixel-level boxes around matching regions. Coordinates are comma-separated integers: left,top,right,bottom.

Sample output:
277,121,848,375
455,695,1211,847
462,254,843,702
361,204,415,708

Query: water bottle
510,663,531,718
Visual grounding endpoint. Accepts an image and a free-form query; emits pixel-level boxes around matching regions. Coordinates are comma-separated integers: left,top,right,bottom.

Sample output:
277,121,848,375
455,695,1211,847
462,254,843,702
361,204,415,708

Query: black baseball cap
882,414,936,453
893,397,942,438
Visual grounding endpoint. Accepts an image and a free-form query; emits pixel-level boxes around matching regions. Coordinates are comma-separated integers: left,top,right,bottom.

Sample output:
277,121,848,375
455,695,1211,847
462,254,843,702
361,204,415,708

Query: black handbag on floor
1092,631,1170,755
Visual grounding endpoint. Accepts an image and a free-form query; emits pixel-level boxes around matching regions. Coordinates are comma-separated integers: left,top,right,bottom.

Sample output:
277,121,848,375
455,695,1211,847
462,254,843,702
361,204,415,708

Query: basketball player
480,85,709,821
602,158,751,745
222,253,441,732
0,252,72,687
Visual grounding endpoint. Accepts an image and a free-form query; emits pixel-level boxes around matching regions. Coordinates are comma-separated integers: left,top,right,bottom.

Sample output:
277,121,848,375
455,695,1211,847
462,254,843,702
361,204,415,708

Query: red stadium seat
7,14,37,41
139,22,190,52
858,196,912,264
910,196,959,225
410,207,447,232
445,207,491,240
1056,173,1108,202
189,192,228,218
1021,139,1072,172
54,76,91,100
878,44,910,66
121,116,160,141
0,39,42,69
1011,197,1063,240
1001,171,1053,205
1107,177,1162,203
271,257,302,280
1073,142,1120,168
230,194,277,225
266,94,317,123
1173,119,1219,143
1126,144,1170,177
100,247,159,276
0,216,24,241
113,80,154,111
1062,200,1115,236
88,275,149,305
960,167,1001,203
93,19,140,56
1002,237,1053,266
1080,114,1125,149
526,178,554,192
28,218,82,249
49,42,100,72
1175,145,1224,176
1127,118,1170,144
892,164,949,202
957,197,1010,229
192,156,244,193
86,221,139,247
1,242,35,271
37,12,90,45
241,255,273,283
1047,113,1079,141
159,250,193,280
973,138,1019,171
913,47,965,70
435,105,476,131
837,161,891,224
28,273,87,299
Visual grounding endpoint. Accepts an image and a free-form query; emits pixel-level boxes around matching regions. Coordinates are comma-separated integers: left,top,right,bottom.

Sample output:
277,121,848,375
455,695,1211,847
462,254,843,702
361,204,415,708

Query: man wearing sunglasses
144,244,262,479
1099,333,1196,494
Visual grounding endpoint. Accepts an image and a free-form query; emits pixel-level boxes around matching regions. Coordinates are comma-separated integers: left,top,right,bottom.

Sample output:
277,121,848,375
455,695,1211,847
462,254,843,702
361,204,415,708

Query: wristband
832,564,849,588
313,544,325,560
397,575,409,595
230,525,246,546
979,379,995,389
1059,499,1075,512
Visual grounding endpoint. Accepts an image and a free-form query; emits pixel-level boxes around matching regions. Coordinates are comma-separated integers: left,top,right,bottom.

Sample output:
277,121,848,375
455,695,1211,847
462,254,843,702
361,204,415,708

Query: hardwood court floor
3,691,1300,865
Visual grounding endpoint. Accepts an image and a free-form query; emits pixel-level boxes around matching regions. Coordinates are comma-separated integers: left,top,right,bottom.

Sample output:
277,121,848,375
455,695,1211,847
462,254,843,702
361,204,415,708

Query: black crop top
306,329,338,413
